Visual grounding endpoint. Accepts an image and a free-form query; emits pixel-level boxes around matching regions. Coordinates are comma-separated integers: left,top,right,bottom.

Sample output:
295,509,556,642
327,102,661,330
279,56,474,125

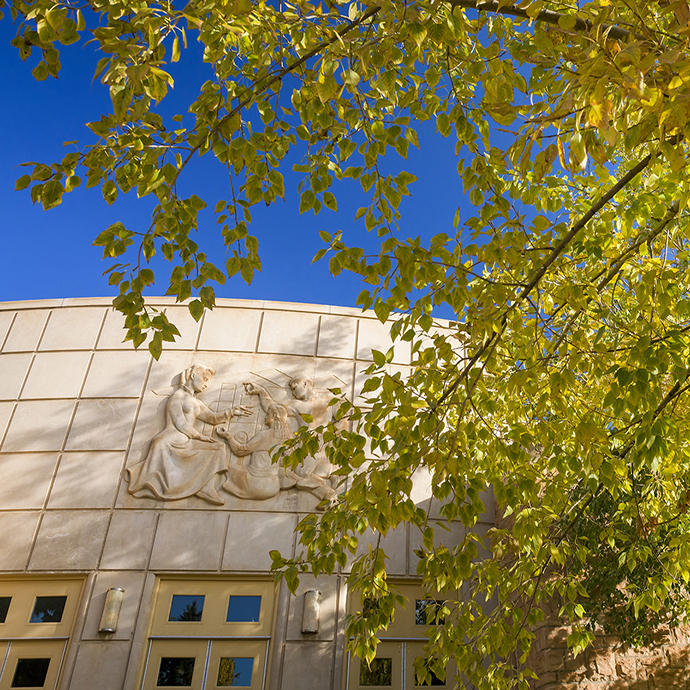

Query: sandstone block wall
529,618,690,690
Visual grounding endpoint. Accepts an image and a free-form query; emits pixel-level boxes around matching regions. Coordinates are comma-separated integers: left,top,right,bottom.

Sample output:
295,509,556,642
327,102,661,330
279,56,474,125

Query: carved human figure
243,374,344,501
216,404,298,500
127,364,251,505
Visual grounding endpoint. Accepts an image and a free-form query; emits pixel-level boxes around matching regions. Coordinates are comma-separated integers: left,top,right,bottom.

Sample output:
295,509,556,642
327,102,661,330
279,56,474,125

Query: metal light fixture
301,590,321,634
99,588,124,633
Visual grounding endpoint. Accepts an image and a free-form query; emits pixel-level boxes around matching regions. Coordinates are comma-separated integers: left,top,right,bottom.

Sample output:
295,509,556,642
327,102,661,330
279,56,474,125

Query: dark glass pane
226,596,261,623
156,658,195,687
217,657,254,687
415,599,445,626
0,596,11,623
360,658,392,686
11,658,50,687
30,596,67,623
168,595,205,622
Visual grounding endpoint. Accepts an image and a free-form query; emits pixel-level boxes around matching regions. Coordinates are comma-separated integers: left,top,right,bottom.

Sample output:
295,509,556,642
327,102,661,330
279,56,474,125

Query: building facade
0,297,488,690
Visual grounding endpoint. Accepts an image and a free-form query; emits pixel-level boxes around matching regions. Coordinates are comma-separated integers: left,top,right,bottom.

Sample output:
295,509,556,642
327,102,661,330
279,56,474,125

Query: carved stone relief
126,365,345,506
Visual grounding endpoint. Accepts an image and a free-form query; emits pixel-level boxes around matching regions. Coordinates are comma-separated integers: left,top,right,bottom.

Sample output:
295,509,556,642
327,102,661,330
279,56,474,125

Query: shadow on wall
0,452,59,509
317,316,357,360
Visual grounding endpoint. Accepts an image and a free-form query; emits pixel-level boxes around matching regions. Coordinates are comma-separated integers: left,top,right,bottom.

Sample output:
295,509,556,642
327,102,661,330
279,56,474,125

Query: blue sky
0,14,466,311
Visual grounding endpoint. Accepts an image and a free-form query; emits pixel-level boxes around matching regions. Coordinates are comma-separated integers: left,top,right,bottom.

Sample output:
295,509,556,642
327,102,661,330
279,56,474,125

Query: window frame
344,582,458,690
139,577,278,690
0,577,85,690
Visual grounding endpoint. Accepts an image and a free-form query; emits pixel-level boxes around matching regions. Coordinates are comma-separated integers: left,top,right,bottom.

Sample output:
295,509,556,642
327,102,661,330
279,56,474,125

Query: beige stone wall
528,616,690,690
0,297,488,690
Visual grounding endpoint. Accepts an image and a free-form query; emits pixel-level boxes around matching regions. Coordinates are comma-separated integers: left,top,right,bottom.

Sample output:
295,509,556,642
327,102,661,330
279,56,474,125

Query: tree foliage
6,0,690,686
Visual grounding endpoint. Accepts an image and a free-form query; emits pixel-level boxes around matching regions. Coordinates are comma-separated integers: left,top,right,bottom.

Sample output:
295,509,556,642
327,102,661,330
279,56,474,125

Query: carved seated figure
217,404,298,501
127,364,250,505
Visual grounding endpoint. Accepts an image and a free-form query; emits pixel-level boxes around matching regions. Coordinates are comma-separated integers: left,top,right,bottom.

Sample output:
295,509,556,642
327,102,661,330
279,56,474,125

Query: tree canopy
5,0,690,686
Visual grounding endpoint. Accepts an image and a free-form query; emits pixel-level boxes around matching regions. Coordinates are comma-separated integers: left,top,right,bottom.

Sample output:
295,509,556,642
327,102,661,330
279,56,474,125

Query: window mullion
200,639,212,690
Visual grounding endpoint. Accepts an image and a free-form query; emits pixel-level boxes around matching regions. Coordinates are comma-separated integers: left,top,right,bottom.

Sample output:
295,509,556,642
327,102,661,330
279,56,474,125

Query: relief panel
125,364,348,508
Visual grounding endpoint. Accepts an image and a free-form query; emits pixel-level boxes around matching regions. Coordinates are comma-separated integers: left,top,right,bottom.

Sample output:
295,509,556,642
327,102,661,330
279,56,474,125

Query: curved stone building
0,297,487,690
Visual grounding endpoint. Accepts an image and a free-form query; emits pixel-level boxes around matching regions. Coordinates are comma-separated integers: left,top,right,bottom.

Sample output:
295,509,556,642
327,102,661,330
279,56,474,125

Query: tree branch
432,152,654,411
446,0,632,41
541,199,680,362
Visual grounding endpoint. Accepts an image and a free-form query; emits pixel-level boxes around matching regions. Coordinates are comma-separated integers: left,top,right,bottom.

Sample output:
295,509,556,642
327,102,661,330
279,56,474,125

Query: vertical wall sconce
99,588,125,633
302,590,321,634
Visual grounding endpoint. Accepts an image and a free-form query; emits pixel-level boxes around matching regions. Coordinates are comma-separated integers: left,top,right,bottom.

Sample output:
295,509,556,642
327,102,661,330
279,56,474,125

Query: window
350,644,402,690
359,658,393,687
29,597,67,624
0,597,11,624
346,584,457,690
414,599,446,626
168,596,205,623
156,658,196,687
216,658,253,687
140,580,275,690
413,662,445,687
11,659,51,688
0,579,83,690
226,597,261,623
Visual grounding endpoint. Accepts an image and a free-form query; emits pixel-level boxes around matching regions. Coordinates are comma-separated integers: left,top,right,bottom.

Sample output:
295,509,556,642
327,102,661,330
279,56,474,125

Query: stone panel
1,399,76,452
0,453,58,509
2,309,48,352
345,524,407,576
121,573,157,689
0,401,13,444
95,309,131,350
221,490,298,514
0,512,40,570
353,363,410,408
0,353,32,400
222,513,297,571
68,641,131,690
153,305,202,350
409,521,491,572
409,469,495,523
313,358,355,399
145,351,197,394
279,641,335,690
29,510,110,570
352,365,373,409
20,351,91,399
410,466,434,508
65,399,138,451
39,307,106,351
100,510,158,570
149,511,228,570
80,571,147,640
357,317,411,364
317,315,357,360
114,473,162,511
125,395,168,469
197,307,262,352
258,310,319,356
81,350,150,398
285,574,339,641
47,452,124,509
0,311,15,348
